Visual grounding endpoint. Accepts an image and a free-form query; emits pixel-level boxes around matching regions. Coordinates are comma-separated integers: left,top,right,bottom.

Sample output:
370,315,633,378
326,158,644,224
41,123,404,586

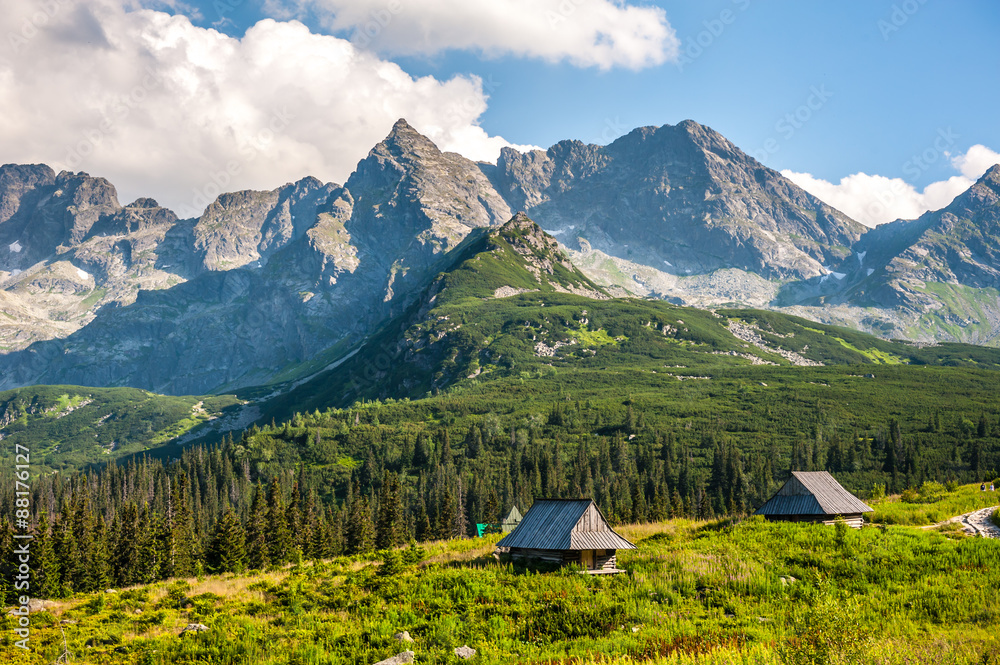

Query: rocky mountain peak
377,118,442,162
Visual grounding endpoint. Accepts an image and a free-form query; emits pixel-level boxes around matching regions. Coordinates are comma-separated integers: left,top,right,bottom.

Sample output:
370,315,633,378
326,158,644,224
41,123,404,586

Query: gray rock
392,631,414,643
27,598,49,613
454,645,476,659
373,650,414,665
180,623,209,636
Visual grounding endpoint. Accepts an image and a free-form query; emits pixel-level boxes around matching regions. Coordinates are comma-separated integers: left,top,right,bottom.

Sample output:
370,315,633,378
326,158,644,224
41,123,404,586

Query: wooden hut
501,505,523,534
495,499,635,574
754,471,873,528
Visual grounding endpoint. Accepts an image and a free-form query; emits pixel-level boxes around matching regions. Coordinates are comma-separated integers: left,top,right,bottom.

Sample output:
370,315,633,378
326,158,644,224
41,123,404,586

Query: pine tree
376,472,404,550
415,498,432,542
208,509,246,573
90,516,112,592
35,512,61,598
53,502,78,595
113,503,142,587
267,478,293,564
246,483,270,570
172,474,197,577
465,426,482,459
436,488,455,540
346,493,375,554
440,430,453,468
413,433,430,468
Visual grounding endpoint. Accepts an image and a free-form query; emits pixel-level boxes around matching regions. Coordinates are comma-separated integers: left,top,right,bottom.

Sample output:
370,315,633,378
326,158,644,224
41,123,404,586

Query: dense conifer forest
3,380,998,602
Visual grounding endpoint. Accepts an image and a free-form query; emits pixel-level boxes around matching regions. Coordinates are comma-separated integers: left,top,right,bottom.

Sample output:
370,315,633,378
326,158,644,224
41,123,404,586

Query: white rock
454,645,476,659
374,651,414,665
393,631,414,643
180,623,209,635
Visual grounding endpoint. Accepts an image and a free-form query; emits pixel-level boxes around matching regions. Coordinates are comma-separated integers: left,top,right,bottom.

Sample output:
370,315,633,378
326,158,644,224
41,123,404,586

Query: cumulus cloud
296,0,679,70
783,144,1000,227
951,144,1000,180
0,0,534,216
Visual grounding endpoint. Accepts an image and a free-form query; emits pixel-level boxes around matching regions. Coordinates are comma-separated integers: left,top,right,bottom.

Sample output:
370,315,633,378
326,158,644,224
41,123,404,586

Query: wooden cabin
495,499,635,574
501,505,523,533
754,471,873,528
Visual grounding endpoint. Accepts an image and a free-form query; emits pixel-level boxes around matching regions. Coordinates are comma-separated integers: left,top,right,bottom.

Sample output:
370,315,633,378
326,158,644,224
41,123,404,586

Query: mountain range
1,118,999,395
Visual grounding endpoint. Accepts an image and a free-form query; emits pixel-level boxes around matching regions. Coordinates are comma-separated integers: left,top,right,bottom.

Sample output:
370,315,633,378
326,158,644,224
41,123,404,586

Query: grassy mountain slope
6,511,999,664
7,215,1000,478
257,214,1000,423
0,386,242,471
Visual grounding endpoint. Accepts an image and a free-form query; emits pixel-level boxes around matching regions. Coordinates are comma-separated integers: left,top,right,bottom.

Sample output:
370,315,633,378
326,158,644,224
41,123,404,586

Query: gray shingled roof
755,471,873,516
495,499,636,551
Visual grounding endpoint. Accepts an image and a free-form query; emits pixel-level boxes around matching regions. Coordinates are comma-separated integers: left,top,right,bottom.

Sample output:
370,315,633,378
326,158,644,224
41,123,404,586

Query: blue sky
198,0,1000,188
1,0,997,223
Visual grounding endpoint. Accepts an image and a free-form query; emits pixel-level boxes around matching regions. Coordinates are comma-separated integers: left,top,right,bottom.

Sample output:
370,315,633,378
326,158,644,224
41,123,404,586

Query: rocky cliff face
488,120,864,280
0,121,518,393
1,121,997,393
776,165,1000,344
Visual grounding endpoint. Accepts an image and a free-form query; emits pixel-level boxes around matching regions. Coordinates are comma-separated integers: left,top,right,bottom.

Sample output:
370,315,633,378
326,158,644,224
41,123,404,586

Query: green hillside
4,512,999,664
0,386,242,471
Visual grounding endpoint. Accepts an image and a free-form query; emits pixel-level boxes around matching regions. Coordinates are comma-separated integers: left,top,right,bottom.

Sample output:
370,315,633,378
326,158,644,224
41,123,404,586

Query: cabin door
581,550,594,570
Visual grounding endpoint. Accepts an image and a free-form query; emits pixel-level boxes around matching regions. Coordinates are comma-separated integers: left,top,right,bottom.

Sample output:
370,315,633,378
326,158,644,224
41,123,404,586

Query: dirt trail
928,505,1000,538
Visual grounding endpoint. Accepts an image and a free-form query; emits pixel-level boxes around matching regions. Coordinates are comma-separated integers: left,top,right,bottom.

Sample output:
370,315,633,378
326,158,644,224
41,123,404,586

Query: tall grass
871,482,1000,525
4,513,999,664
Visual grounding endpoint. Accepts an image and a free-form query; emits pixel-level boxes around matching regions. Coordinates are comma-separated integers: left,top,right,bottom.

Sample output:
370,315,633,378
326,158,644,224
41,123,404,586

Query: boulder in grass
27,599,49,613
180,623,209,636
393,631,414,643
373,651,414,665
455,645,477,659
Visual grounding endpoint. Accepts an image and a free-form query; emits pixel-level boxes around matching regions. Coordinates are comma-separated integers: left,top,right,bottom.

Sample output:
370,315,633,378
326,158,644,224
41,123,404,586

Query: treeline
2,398,998,602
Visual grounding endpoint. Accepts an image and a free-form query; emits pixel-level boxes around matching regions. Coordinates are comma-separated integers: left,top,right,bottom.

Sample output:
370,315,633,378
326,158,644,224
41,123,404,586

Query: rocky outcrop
1,121,997,394
489,120,864,280
778,165,1000,344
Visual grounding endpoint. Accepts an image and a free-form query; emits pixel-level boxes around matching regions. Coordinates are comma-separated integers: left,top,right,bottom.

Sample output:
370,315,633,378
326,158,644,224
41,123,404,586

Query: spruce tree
35,512,61,598
90,516,112,592
465,426,482,459
266,478,293,565
208,509,246,573
376,472,404,550
436,488,455,540
113,503,142,587
53,502,78,595
346,494,375,554
246,484,270,570
415,498,432,543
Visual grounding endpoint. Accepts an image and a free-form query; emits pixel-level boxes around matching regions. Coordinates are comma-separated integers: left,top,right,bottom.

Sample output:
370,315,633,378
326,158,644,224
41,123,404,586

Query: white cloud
0,0,534,216
951,144,1000,180
297,0,679,70
783,145,1000,227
